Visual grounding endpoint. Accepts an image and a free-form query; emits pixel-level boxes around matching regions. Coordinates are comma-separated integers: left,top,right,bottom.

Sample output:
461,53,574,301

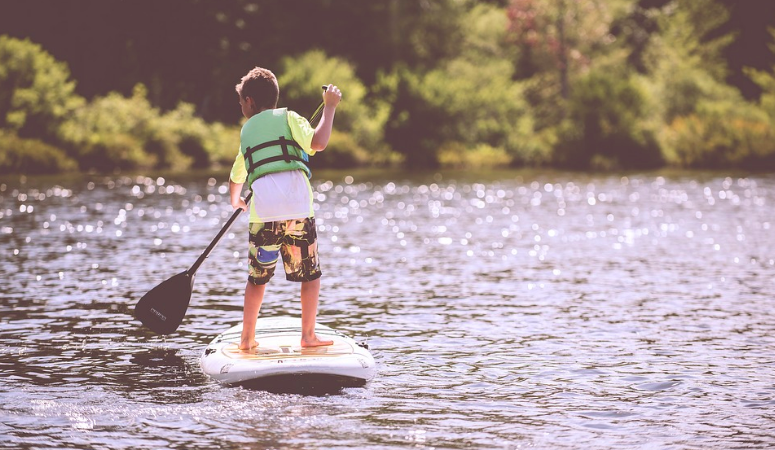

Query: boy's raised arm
310,84,342,152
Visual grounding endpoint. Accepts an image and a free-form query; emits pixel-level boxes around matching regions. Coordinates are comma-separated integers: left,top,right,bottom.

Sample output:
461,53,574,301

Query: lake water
1,169,774,449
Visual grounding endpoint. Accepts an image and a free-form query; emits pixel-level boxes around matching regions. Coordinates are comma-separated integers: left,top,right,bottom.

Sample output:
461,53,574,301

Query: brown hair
235,67,279,110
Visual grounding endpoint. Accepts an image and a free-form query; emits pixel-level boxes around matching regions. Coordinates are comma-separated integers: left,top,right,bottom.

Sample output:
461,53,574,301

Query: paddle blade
134,271,194,335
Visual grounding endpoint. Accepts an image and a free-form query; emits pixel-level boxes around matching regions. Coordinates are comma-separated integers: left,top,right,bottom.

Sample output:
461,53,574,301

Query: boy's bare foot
239,340,258,350
301,335,334,348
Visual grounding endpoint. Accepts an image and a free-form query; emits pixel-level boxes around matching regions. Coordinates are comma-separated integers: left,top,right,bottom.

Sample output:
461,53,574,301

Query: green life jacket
240,108,311,187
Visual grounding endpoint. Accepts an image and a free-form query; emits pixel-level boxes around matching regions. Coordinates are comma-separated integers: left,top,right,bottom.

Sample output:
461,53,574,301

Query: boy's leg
240,281,265,350
241,221,280,350
278,217,331,347
299,278,333,347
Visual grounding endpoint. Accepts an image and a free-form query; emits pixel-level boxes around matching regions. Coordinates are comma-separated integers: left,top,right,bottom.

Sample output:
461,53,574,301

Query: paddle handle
188,191,253,276
308,85,329,127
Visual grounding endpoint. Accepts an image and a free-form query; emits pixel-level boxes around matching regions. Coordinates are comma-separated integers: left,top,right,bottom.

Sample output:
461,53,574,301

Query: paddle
134,86,329,334
309,85,329,124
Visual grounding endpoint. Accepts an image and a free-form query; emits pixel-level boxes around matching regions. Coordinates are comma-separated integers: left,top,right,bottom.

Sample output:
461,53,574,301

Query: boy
229,67,341,350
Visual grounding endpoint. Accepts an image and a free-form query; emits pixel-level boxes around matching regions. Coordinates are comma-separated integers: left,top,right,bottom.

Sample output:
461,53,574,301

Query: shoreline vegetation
1,1,775,176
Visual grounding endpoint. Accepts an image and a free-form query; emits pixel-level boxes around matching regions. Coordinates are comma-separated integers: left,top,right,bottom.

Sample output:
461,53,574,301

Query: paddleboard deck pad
200,317,375,393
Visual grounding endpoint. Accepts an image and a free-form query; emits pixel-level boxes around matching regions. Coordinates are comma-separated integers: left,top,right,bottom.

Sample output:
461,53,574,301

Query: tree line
1,0,774,175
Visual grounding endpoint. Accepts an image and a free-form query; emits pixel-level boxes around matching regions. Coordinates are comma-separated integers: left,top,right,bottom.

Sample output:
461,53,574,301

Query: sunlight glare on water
0,170,774,449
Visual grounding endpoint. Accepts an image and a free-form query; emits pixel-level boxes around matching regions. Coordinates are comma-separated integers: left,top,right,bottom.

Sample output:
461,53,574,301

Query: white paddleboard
200,316,375,392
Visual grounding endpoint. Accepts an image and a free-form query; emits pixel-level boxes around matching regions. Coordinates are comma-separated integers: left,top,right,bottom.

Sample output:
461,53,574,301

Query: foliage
0,130,77,174
387,4,548,168
383,66,444,168
59,84,238,172
632,0,775,169
311,132,371,169
1,0,775,174
505,0,627,93
745,29,775,121
156,102,239,169
438,142,512,169
278,50,397,168
554,68,662,170
421,58,543,167
0,36,84,143
660,30,775,170
505,0,631,150
712,0,775,100
663,99,775,169
642,0,731,82
59,85,168,170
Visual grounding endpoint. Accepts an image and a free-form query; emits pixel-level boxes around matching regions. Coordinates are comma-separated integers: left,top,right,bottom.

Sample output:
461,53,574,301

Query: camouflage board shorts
247,217,322,285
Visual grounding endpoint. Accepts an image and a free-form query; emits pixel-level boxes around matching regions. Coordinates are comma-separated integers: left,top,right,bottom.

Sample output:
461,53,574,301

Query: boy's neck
248,107,272,118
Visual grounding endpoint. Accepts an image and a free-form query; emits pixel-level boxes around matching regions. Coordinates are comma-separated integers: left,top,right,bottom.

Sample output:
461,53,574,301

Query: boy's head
235,67,279,117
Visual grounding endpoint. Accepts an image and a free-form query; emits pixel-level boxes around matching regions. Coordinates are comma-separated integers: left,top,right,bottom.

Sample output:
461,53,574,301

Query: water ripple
0,170,774,449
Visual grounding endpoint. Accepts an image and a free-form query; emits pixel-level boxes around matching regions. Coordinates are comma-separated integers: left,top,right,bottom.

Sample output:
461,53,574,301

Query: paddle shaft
187,191,252,275
187,88,329,276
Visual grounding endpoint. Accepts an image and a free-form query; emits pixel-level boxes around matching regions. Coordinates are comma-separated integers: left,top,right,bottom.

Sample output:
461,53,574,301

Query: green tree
554,69,662,170
386,4,543,168
505,0,630,138
632,0,775,168
506,0,625,94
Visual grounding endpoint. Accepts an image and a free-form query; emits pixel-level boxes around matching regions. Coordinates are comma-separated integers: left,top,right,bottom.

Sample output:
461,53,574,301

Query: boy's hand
323,84,342,108
233,197,248,212
310,86,341,151
229,181,248,211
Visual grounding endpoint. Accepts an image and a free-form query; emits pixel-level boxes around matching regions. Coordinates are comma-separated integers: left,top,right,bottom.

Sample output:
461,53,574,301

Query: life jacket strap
246,137,308,174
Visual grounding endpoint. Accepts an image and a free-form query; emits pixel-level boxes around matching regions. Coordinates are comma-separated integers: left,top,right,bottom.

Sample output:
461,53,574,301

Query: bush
155,102,211,169
60,84,240,172
203,121,241,167
0,36,241,174
59,85,158,170
663,100,775,169
310,131,370,169
385,57,540,168
747,66,775,147
554,69,663,170
79,133,151,171
0,130,77,174
651,61,775,169
0,36,85,144
154,102,240,170
144,128,192,171
438,142,511,169
383,67,445,168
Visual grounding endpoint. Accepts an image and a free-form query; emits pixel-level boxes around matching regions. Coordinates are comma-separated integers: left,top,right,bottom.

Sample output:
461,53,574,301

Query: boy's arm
310,84,342,152
229,149,248,211
230,180,247,211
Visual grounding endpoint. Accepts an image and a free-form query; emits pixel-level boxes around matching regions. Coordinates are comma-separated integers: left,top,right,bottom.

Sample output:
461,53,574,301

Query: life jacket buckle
279,136,291,163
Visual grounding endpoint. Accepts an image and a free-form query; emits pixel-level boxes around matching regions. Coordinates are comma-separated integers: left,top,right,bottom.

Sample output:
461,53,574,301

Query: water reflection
0,170,774,449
